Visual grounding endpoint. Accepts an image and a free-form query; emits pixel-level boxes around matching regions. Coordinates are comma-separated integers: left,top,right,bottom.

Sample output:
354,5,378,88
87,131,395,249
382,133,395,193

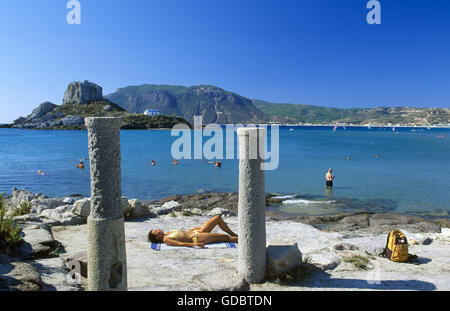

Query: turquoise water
0,126,449,217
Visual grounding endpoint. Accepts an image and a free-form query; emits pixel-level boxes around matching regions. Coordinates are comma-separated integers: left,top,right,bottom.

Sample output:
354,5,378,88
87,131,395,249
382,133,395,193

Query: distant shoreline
1,124,449,130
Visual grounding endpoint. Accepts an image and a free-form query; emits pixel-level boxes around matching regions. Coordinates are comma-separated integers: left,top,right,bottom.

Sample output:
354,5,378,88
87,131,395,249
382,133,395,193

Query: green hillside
253,100,450,126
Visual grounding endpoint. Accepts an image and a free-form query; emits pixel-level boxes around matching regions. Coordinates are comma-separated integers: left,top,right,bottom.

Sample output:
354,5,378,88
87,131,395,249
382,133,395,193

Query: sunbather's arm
163,238,204,248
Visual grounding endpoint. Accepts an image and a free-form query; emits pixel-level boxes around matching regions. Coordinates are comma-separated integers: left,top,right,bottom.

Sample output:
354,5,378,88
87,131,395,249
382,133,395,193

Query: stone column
85,117,127,291
237,127,267,283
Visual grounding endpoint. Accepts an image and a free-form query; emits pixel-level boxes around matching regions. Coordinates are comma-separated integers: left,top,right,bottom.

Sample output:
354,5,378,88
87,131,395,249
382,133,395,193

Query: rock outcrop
11,102,60,129
63,80,103,105
26,102,58,121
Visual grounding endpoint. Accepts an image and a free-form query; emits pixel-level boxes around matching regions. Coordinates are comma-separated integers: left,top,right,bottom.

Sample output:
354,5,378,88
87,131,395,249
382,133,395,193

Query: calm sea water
0,126,449,217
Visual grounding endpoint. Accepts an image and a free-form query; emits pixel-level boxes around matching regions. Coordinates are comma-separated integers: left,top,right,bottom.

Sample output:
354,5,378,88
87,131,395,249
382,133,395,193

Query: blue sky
0,0,449,123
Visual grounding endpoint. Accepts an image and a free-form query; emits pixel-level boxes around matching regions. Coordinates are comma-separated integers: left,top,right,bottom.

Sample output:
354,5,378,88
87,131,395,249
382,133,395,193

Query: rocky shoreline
1,188,449,291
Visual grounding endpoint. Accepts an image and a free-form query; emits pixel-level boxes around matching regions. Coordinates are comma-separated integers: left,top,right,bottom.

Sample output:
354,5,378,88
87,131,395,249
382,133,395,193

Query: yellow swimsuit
192,232,199,245
167,231,178,240
167,231,199,245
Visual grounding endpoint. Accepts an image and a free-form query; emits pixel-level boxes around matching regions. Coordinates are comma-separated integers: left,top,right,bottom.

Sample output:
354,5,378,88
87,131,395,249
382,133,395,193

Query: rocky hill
8,81,190,130
105,84,268,125
254,100,450,126
106,84,449,126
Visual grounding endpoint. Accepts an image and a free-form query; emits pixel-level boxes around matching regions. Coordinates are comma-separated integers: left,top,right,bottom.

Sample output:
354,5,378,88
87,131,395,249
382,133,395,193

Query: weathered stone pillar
85,117,127,291
237,127,266,283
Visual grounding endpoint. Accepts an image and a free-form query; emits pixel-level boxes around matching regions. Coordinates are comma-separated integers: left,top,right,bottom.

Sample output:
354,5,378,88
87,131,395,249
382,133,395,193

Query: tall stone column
237,127,266,283
85,117,127,291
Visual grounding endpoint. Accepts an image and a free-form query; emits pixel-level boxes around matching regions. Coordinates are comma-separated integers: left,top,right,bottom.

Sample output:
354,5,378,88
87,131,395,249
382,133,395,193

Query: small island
2,81,191,130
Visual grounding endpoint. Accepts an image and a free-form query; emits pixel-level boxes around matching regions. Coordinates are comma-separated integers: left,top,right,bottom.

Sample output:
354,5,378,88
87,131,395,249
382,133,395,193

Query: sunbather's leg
199,215,237,236
197,233,238,244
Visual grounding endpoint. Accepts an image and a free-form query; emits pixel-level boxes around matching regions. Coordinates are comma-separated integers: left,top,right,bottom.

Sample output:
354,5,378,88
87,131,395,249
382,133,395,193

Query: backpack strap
382,231,392,257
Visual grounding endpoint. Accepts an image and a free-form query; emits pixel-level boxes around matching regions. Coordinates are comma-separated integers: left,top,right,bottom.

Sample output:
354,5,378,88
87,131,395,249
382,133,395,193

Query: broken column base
87,217,127,291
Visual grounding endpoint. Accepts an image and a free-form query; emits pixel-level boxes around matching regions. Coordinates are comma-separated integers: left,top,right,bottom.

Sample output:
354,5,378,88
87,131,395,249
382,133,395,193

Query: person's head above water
147,229,165,243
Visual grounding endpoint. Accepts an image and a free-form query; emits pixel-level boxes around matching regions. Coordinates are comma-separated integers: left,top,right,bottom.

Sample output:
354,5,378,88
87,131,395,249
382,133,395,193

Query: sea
0,126,449,218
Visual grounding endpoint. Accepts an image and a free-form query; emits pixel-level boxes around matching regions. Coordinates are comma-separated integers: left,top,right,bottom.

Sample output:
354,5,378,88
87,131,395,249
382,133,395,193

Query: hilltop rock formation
63,80,103,105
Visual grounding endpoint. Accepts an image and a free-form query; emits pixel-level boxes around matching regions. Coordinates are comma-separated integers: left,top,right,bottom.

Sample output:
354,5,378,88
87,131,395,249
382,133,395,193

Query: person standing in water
325,168,335,187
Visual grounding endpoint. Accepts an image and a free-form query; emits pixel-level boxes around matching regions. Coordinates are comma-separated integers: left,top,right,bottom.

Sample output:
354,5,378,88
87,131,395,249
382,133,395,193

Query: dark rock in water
329,213,372,231
174,192,239,213
63,80,103,105
159,194,183,204
366,214,441,234
294,212,443,234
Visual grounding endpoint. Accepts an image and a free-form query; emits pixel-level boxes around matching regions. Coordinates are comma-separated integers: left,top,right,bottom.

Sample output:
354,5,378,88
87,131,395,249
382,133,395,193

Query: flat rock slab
52,215,242,291
19,225,56,259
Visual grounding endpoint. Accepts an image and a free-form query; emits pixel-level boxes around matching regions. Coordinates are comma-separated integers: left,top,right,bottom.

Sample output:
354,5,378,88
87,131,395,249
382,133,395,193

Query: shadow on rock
300,269,437,291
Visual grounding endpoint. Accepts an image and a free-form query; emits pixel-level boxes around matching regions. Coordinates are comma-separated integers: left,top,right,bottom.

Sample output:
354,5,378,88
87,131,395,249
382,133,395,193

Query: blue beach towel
150,242,237,251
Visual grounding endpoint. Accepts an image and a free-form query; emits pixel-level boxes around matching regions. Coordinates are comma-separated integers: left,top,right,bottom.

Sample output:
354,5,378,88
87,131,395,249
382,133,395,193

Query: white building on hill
144,109,160,116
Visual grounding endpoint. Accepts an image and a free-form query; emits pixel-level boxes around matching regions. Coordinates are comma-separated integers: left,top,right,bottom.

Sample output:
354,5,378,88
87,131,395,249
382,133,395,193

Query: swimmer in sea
325,168,335,187
173,160,179,165
215,161,222,168
147,215,238,248
37,170,44,175
346,156,350,161
77,161,85,169
151,160,156,166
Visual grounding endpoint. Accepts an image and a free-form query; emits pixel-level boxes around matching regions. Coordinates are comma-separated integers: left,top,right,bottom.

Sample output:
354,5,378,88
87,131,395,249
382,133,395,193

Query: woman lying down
147,215,238,248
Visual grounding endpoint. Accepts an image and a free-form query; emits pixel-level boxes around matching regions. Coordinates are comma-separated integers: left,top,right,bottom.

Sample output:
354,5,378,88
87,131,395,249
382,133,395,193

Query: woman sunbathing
147,215,238,248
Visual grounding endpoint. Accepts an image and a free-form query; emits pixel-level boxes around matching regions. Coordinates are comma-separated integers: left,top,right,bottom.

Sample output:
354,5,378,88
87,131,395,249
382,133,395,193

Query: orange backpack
384,230,409,262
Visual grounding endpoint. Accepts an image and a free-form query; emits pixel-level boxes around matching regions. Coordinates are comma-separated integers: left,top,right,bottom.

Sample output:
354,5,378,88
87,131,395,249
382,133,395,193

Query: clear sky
0,0,449,123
